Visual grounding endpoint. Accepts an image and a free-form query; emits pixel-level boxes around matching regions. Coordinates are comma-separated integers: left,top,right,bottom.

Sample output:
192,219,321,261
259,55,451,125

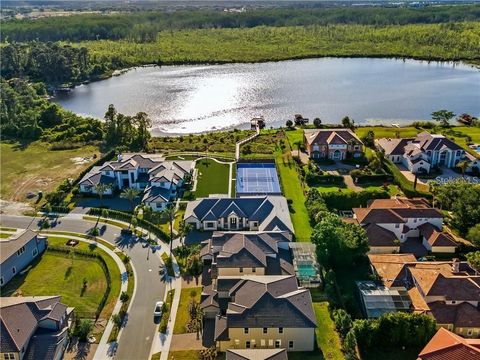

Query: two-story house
351,198,457,255
368,254,480,338
376,132,479,174
212,276,317,352
303,129,363,160
79,153,194,211
0,229,47,287
0,296,74,360
184,197,294,233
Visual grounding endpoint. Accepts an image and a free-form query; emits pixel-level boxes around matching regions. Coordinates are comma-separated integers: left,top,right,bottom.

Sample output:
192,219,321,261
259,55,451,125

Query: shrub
75,319,93,341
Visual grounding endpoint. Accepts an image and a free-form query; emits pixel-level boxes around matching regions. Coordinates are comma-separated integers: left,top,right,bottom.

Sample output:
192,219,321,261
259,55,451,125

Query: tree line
2,5,480,42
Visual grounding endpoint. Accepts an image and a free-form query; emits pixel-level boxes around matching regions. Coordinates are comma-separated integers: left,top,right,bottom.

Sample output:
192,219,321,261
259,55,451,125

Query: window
467,329,473,336
395,224,400,228
246,341,251,349
413,218,417,223
263,328,268,334
457,150,462,156
252,267,256,273
234,339,240,346
17,245,26,256
268,340,274,347
278,327,283,334
275,340,281,348
289,341,294,349
239,267,244,273
244,328,249,334
4,354,15,360
261,339,266,347
32,248,38,257
12,267,16,274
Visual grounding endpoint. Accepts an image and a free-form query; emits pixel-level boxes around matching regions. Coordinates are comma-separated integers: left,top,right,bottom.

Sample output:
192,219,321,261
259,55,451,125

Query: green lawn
194,158,230,198
1,251,107,315
166,350,201,360
173,287,202,334
0,141,99,201
355,126,421,139
275,151,312,242
313,302,344,360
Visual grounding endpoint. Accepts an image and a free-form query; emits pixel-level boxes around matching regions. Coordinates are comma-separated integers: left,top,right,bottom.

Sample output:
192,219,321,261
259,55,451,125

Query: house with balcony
376,132,478,174
303,129,363,160
79,153,194,211
0,296,74,360
184,196,294,233
368,254,480,338
0,229,47,287
351,198,457,255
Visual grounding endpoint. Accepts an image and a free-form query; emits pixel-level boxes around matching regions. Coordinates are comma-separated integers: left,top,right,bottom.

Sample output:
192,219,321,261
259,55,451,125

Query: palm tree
428,180,439,208
94,183,111,208
162,205,175,258
457,160,469,178
120,187,140,213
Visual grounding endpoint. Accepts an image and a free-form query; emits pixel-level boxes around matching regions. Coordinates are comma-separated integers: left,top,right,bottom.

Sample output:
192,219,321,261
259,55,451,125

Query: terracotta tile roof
418,223,457,247
304,128,362,146
363,223,398,247
368,254,416,287
418,327,480,360
428,301,480,328
407,287,430,312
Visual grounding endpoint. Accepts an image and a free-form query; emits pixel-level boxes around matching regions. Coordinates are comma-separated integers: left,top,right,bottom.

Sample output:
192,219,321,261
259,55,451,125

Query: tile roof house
368,254,480,338
0,229,47,287
351,198,457,255
304,128,363,160
376,132,479,174
184,196,294,233
211,275,317,352
417,327,480,360
0,296,74,360
79,153,194,211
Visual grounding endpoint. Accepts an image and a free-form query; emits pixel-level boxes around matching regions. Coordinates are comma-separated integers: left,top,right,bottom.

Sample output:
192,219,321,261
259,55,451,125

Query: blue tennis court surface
236,162,282,196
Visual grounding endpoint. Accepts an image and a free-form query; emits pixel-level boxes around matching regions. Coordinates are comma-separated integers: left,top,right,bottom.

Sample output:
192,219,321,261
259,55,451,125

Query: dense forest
0,78,103,145
2,5,480,42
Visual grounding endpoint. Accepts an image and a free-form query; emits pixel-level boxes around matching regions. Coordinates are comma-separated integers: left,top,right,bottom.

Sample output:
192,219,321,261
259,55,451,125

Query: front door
230,217,237,230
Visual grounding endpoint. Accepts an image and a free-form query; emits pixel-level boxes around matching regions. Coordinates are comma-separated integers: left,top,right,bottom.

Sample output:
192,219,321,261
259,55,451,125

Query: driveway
0,215,166,360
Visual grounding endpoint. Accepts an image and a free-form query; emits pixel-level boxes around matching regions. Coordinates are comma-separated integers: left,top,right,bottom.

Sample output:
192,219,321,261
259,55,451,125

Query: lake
54,58,480,135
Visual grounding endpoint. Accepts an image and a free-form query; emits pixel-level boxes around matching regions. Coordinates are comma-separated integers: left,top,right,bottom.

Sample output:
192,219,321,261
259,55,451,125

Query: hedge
48,245,112,319
320,189,390,210
88,208,170,242
351,174,394,184
382,159,431,199
307,173,344,186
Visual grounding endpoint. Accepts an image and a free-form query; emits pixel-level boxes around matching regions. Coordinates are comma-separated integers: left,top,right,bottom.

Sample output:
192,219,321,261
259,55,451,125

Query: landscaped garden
173,287,202,334
193,158,230,198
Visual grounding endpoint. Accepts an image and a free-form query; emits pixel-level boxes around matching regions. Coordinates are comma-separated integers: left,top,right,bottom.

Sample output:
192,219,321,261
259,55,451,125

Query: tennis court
236,162,282,196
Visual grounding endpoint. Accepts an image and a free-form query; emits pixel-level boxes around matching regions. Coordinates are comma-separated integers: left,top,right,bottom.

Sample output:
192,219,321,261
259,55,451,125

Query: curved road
1,215,166,360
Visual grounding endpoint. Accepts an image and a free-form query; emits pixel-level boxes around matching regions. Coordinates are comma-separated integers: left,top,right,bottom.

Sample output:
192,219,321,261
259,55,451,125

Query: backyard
312,301,344,360
0,141,99,202
193,158,230,198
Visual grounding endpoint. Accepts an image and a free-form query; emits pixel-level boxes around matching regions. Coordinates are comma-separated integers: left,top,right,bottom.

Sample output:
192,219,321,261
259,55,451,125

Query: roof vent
452,258,460,273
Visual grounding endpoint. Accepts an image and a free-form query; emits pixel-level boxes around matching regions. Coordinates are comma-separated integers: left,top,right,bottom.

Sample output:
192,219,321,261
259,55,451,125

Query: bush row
320,189,390,210
351,173,394,184
382,159,431,198
88,207,170,242
306,173,344,186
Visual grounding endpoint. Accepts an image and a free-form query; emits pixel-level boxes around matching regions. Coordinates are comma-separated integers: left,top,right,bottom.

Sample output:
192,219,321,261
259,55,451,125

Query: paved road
1,215,166,360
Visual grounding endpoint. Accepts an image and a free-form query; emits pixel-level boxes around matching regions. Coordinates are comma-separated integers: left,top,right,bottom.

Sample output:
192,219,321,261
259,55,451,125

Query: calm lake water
54,58,480,135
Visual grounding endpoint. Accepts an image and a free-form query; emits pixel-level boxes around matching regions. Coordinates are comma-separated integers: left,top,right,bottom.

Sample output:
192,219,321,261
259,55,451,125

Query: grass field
275,151,312,242
1,251,107,314
194,158,230,198
355,126,421,139
313,302,344,360
0,141,99,201
173,287,202,334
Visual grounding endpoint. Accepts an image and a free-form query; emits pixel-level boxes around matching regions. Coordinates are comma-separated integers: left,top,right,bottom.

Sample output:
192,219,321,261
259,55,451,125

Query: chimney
117,153,123,162
451,258,460,273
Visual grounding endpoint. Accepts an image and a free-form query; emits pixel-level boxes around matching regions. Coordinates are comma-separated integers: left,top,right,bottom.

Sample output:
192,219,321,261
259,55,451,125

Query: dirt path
343,175,363,192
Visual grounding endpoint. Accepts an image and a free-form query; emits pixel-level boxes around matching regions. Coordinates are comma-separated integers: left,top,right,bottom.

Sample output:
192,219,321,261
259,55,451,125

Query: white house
376,132,478,174
79,153,194,211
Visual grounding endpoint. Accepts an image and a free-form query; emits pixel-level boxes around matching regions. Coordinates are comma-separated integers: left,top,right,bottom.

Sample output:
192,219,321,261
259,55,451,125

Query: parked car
154,301,164,317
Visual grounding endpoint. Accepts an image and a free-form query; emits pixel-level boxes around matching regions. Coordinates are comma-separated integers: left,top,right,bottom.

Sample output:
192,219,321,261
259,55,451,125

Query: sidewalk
150,245,182,360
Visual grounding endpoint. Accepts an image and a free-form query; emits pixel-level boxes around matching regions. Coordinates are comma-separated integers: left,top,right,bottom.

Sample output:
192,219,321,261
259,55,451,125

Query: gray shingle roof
225,276,316,329
0,229,40,263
